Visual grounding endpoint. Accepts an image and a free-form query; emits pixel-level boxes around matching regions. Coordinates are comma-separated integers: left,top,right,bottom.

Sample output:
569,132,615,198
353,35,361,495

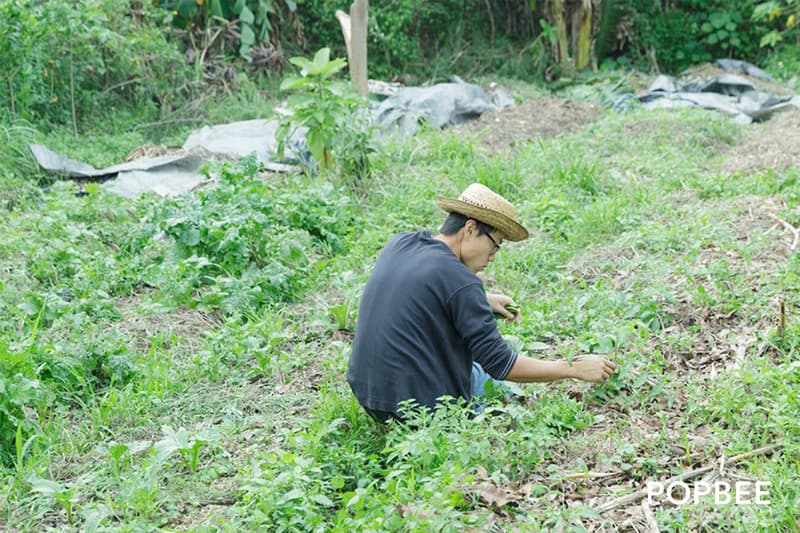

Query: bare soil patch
115,295,220,352
456,98,603,154
722,107,800,176
653,196,793,375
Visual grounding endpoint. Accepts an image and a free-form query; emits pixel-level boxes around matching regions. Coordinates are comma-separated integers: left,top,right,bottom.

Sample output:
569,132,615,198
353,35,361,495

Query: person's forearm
504,355,576,383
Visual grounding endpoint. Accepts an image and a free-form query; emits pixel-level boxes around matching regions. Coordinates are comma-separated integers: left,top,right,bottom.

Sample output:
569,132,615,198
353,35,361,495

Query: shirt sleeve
447,283,518,379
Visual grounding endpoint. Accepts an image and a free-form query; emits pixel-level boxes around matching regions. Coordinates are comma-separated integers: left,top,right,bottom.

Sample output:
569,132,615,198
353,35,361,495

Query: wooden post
335,10,352,66
349,0,368,96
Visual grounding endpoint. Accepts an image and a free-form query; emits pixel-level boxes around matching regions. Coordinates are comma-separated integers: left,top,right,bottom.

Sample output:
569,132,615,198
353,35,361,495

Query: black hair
439,212,495,236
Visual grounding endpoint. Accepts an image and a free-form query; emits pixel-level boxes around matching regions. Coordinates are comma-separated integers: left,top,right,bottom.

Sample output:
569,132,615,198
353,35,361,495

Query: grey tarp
370,81,502,137
182,118,307,168
615,60,797,123
714,59,774,82
29,119,306,198
29,143,207,197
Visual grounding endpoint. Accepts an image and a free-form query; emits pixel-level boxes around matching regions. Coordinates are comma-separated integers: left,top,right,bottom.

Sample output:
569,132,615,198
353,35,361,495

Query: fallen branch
133,117,204,131
641,500,660,533
594,444,783,513
558,471,619,481
766,213,799,252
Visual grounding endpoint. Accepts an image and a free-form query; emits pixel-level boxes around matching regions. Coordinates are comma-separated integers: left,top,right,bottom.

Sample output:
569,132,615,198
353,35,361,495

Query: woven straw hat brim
437,197,529,241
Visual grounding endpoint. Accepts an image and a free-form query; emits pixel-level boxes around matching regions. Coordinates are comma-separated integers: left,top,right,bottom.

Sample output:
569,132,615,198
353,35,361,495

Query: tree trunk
552,0,571,65
574,0,593,70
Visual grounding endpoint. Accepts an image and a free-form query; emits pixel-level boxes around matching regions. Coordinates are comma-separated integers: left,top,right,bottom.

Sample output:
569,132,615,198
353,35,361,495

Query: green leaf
240,23,255,47
759,30,783,47
752,2,780,21
208,0,224,18
30,477,65,496
709,12,728,29
181,227,200,247
633,371,650,389
239,5,255,24
280,76,310,91
289,56,313,75
307,134,325,162
83,506,108,533
280,488,305,503
311,494,335,507
309,47,331,75
178,0,197,20
701,22,713,33
527,341,551,351
320,57,347,79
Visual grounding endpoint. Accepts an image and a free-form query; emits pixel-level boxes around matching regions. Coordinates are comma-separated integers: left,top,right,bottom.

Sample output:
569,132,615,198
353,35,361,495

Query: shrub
0,0,188,128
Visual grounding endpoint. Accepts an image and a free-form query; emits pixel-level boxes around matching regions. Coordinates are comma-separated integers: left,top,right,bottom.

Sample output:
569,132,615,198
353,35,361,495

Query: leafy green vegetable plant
30,477,78,525
154,425,217,474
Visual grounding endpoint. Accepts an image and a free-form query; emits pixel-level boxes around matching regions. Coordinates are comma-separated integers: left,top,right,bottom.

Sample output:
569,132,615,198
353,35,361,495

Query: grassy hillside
1,100,799,531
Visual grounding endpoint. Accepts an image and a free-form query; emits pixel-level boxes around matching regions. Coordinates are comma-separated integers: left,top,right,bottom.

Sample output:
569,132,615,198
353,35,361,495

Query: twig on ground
594,444,783,513
133,117,205,131
641,499,660,532
558,471,619,481
766,213,799,252
197,496,237,506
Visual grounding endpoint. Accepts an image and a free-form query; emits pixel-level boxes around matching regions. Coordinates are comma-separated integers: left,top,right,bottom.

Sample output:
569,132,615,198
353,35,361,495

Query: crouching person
347,183,617,422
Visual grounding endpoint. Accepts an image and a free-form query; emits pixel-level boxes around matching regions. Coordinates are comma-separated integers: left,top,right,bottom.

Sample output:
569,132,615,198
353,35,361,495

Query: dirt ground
115,295,220,353
456,97,604,154
722,106,800,175
457,65,799,175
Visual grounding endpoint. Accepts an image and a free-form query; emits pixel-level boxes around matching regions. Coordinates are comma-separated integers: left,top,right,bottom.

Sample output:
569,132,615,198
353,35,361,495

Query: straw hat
436,183,529,242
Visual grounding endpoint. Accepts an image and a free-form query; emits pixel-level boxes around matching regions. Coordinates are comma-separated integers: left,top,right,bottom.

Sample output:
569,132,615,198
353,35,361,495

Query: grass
1,90,799,532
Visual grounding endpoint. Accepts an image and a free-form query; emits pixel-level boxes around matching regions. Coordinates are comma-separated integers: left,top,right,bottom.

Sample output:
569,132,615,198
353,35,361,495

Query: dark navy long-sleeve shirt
347,230,517,415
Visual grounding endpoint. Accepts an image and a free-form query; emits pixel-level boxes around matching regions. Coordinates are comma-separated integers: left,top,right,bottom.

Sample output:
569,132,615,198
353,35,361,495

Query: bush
293,0,537,80
0,0,189,129
621,0,781,72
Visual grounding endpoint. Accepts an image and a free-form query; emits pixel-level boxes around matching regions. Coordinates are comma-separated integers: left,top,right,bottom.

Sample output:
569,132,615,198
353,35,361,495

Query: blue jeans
471,361,507,397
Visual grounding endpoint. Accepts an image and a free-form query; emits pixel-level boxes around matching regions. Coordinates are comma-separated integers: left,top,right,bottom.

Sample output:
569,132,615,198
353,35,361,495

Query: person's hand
571,356,617,382
487,293,520,322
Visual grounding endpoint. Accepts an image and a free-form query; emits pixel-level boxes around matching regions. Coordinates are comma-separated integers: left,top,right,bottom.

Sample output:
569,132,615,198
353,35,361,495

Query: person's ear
464,219,476,235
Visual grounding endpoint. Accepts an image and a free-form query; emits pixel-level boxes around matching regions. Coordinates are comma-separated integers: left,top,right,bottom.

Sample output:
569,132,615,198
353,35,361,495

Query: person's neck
434,233,460,260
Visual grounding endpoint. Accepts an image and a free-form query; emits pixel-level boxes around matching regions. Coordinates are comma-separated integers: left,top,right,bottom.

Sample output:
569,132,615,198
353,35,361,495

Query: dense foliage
0,0,187,129
1,0,798,133
618,0,792,72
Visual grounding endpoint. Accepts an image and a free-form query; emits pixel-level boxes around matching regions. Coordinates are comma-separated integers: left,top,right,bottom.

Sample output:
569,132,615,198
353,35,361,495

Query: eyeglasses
484,232,501,253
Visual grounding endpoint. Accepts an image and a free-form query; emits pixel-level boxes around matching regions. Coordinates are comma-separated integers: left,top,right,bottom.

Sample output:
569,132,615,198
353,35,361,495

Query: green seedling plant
277,47,369,172
107,442,130,478
154,426,216,474
29,476,78,525
329,297,357,330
